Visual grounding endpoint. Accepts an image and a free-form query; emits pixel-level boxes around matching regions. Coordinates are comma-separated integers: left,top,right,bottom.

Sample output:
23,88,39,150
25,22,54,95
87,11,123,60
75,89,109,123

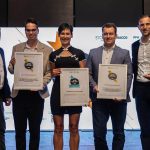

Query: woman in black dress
49,23,85,150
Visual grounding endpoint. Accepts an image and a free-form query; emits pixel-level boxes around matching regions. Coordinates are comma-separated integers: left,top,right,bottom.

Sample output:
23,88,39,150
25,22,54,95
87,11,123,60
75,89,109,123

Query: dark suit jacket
132,40,140,98
86,45,133,101
0,48,11,102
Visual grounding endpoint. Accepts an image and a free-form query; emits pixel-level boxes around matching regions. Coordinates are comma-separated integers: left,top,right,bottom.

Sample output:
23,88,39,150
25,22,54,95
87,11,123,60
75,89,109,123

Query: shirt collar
25,41,39,50
140,38,150,45
103,44,115,51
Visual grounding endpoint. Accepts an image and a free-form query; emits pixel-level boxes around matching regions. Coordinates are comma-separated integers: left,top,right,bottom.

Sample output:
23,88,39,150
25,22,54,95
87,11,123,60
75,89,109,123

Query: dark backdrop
144,0,150,15
74,0,143,26
8,0,73,27
0,0,8,27
0,0,149,27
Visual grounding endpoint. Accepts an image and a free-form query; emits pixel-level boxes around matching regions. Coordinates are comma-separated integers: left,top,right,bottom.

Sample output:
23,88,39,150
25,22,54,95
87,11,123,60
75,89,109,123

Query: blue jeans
92,99,127,150
135,83,150,150
0,101,6,150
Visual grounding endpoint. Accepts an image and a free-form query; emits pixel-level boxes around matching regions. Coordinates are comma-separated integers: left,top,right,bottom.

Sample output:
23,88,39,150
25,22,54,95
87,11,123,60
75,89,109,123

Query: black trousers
12,91,44,150
92,100,127,150
0,101,6,150
135,83,150,150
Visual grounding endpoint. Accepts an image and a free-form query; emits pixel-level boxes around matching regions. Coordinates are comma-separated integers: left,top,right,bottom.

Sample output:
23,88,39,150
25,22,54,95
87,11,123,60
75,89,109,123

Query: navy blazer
0,48,11,101
86,45,133,101
131,40,140,98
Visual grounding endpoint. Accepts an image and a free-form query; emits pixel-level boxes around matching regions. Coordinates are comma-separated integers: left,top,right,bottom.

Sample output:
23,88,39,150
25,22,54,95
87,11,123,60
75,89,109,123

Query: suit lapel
110,46,118,64
37,42,44,52
19,43,26,52
133,41,140,62
97,46,103,64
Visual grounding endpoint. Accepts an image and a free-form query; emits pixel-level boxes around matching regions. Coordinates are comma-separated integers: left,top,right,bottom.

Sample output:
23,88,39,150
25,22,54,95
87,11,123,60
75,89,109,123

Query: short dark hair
138,14,150,21
24,18,39,28
102,23,117,34
58,23,73,35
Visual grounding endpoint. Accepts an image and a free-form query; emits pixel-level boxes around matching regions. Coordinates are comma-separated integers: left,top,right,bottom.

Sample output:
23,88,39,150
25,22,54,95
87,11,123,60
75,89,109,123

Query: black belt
136,81,150,86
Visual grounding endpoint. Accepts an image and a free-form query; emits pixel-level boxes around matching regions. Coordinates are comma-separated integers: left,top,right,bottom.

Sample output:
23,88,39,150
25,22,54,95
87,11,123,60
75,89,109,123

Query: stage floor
5,130,142,150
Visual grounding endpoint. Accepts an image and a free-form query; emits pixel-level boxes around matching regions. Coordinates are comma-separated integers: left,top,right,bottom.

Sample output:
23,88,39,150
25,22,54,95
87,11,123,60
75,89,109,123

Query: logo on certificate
108,70,117,82
69,75,80,88
24,59,33,71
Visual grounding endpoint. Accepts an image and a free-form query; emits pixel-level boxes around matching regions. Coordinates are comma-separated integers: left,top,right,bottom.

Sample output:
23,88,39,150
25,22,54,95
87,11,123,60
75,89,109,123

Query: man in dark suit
86,23,133,150
0,47,11,150
132,15,150,150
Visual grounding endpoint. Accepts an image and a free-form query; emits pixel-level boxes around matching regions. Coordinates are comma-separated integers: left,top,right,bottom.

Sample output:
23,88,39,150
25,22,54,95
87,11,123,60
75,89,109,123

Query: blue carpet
5,130,142,150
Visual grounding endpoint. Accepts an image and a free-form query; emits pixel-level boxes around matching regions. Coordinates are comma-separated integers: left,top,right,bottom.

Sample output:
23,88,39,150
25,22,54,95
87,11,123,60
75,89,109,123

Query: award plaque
0,60,4,89
14,52,43,90
60,68,89,106
97,64,127,100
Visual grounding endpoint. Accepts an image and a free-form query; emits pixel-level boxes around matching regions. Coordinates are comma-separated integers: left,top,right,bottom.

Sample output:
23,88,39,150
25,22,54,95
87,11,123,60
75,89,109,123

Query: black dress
49,46,85,115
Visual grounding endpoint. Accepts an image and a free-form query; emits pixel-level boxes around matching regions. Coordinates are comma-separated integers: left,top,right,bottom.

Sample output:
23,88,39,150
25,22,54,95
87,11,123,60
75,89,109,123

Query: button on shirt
137,39,150,82
102,45,114,64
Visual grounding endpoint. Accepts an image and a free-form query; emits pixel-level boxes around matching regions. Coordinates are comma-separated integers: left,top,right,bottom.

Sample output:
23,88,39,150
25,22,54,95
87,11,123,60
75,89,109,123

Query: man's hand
93,85,99,93
9,57,16,66
143,74,150,80
5,98,12,106
113,97,122,102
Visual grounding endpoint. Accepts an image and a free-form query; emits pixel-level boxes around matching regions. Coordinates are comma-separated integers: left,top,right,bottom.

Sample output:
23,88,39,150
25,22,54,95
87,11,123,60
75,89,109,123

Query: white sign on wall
0,27,141,130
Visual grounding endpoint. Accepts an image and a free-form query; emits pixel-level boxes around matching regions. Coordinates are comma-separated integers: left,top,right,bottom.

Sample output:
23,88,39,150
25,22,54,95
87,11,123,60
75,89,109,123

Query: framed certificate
97,64,127,100
60,68,89,106
0,60,4,89
14,52,43,90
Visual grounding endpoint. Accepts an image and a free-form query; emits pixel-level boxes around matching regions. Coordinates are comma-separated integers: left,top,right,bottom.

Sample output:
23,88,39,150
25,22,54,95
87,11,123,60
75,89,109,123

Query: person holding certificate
86,23,133,150
0,47,11,150
49,23,85,150
132,15,150,150
8,18,52,150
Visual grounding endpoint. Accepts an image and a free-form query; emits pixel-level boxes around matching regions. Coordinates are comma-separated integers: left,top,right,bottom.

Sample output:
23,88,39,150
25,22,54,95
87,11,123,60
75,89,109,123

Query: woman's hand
52,68,61,76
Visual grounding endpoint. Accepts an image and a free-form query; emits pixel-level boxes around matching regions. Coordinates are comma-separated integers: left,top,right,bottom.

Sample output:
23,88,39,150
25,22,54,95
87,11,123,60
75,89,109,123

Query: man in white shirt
132,15,150,150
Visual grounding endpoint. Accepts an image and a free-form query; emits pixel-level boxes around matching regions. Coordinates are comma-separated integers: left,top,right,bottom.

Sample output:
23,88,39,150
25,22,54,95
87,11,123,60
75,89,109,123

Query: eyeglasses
25,29,37,33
